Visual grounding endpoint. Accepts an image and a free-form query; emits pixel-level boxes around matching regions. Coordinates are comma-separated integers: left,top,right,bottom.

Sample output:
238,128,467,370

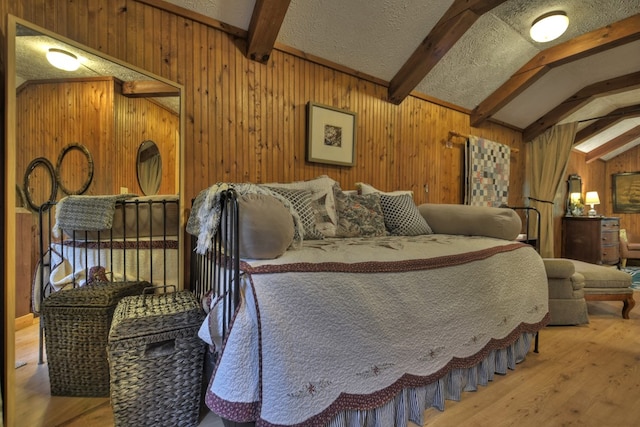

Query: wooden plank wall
16,77,178,208
6,0,526,213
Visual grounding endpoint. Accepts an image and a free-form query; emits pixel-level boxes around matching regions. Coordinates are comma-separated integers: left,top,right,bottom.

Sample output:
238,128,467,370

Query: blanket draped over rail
53,194,134,236
465,135,510,207
186,183,303,255
199,235,549,426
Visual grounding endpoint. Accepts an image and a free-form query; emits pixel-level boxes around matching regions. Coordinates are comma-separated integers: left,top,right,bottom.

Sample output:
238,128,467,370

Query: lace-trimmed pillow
335,191,387,237
379,193,433,236
266,175,339,237
264,186,325,240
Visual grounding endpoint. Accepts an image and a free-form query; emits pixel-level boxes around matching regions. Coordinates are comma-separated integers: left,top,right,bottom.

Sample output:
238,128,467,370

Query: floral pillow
334,191,387,238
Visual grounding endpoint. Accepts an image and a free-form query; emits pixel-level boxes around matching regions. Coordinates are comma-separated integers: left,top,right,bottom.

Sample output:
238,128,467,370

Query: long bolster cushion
417,204,522,241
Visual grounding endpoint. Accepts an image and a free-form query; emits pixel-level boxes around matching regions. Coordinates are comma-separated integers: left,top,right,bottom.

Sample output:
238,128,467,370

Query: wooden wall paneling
182,18,195,193
231,32,242,182
267,54,276,183
17,79,113,201
209,28,221,188
394,97,412,197
220,28,231,183
94,0,107,50
415,100,426,199
131,1,145,75
281,53,292,184
278,51,289,183
294,56,306,180
231,34,243,183
124,1,138,69
252,41,268,182
239,35,250,184
192,20,204,189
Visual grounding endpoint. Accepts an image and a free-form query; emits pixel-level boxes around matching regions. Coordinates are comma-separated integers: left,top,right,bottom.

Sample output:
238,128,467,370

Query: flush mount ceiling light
46,48,80,71
530,11,569,43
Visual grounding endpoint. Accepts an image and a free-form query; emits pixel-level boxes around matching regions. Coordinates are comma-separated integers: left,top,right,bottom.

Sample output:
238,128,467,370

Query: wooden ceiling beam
388,0,508,105
121,80,180,97
585,124,640,163
574,103,640,145
523,71,640,142
246,0,291,63
471,13,640,127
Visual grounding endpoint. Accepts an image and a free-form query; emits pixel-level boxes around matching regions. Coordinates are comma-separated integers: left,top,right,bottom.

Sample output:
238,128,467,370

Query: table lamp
585,191,600,217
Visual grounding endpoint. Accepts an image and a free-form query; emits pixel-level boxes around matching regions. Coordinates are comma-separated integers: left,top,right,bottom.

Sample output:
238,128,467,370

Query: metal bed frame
36,197,180,364
189,189,241,340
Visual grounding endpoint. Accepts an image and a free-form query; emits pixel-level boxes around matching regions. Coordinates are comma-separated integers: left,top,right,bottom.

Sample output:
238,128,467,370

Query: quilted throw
53,194,134,237
465,135,510,207
186,182,304,255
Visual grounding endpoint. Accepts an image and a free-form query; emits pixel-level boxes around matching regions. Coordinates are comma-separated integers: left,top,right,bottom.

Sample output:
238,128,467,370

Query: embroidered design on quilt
287,379,332,398
417,346,446,362
356,363,395,379
464,333,487,347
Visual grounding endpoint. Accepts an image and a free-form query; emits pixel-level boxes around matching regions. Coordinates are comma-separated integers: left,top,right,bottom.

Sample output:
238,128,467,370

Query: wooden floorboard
16,293,639,426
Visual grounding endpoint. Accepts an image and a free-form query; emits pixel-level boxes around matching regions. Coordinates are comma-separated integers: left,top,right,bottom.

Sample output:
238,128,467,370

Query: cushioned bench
567,259,635,319
543,259,589,326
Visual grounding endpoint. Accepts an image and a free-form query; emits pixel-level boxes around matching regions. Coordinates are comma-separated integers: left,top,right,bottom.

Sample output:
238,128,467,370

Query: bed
35,194,181,362
188,181,550,427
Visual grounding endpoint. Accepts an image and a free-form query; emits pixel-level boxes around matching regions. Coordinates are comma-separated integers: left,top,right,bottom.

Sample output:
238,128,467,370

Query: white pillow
355,182,414,197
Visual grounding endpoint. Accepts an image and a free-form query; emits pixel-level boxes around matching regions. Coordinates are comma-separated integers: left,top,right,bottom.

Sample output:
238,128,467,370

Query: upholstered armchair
620,229,640,268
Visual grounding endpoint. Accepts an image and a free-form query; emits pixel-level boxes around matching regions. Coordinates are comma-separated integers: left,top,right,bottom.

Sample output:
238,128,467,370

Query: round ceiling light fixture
46,48,80,71
530,11,569,43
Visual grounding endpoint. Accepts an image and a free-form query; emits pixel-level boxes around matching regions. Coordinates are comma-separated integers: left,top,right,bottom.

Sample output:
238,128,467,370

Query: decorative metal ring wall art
55,142,94,195
23,157,58,212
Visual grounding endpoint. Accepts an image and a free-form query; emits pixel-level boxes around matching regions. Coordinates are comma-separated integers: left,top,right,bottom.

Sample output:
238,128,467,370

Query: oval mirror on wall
137,140,162,195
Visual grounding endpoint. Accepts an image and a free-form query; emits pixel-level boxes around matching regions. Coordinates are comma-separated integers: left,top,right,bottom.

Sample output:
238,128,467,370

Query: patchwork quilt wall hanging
465,135,510,207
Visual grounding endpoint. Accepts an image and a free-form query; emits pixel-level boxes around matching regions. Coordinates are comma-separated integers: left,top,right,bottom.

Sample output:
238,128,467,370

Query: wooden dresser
562,216,620,265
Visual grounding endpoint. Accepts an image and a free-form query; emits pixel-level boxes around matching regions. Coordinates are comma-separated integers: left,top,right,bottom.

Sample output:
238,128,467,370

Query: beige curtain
527,122,578,258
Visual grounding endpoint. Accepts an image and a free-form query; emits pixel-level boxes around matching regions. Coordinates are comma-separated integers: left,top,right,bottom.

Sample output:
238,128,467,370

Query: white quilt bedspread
202,234,549,426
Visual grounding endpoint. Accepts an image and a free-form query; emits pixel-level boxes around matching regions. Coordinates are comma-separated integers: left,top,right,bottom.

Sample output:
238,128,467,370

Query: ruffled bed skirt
324,332,534,427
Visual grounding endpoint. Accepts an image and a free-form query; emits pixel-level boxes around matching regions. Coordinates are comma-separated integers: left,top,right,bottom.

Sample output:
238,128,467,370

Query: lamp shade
570,192,581,202
585,191,600,205
530,11,569,43
46,48,80,71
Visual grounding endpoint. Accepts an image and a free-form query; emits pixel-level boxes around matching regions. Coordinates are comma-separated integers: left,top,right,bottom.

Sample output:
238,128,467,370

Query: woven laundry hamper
41,281,148,397
108,289,205,427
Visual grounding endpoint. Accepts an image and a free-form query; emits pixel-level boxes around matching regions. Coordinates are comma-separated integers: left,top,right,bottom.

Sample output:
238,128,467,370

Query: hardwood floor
16,294,640,427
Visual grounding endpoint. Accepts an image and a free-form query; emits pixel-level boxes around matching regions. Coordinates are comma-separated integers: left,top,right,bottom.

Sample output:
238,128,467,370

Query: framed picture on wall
306,102,356,166
612,172,640,213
